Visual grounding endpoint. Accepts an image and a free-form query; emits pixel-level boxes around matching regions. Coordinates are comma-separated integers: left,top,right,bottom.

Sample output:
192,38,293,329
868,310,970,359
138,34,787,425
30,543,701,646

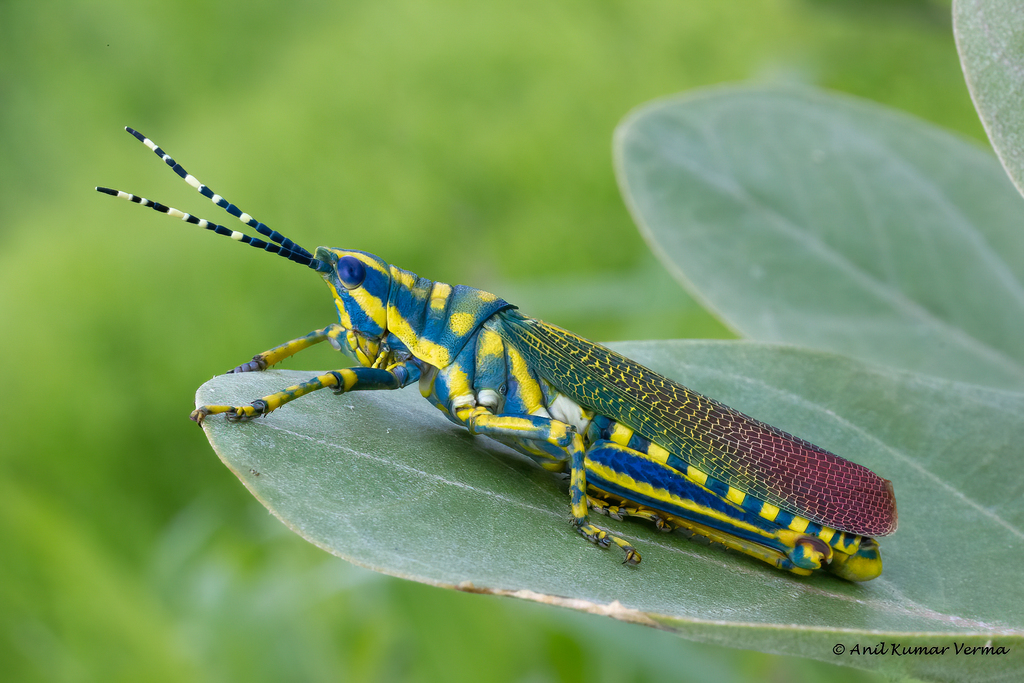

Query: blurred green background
0,0,987,681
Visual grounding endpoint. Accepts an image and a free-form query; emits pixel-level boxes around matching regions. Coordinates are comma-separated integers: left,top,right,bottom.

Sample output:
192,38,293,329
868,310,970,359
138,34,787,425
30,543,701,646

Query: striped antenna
95,186,327,270
98,127,328,272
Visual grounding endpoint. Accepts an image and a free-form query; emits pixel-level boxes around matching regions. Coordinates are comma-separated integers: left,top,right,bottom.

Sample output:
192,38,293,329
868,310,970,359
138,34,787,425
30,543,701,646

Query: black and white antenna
96,127,329,272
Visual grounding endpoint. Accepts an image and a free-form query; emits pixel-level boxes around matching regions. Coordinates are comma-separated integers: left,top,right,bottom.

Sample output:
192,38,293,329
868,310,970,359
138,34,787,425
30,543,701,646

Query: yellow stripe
349,287,387,327
726,486,746,505
646,442,670,465
476,328,504,359
389,311,452,367
449,311,475,336
392,268,417,290
759,502,780,522
506,346,544,414
788,516,809,533
835,533,860,554
429,282,452,310
327,281,353,329
443,365,473,404
686,466,708,486
609,423,634,446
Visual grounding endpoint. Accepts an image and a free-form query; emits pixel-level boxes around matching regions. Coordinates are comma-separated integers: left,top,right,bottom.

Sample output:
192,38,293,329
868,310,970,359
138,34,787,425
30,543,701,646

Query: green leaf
197,344,1023,683
955,0,1024,199
614,85,1024,390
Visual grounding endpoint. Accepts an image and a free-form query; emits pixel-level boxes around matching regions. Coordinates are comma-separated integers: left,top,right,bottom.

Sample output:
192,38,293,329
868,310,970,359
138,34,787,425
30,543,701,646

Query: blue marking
627,431,650,452
665,453,691,474
539,378,559,406
473,336,507,396
704,475,730,499
501,367,530,416
831,531,852,549
853,542,879,560
740,495,764,514
591,415,614,440
385,333,410,354
773,509,795,529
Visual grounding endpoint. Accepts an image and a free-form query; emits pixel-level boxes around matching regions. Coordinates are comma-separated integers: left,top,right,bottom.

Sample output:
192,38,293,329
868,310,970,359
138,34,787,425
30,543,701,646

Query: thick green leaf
614,86,1024,390
197,342,1023,682
955,0,1024,198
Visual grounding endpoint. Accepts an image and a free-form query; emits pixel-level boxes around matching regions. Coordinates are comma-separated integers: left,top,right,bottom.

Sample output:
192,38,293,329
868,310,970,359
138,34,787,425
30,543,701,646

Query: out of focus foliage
0,1,984,681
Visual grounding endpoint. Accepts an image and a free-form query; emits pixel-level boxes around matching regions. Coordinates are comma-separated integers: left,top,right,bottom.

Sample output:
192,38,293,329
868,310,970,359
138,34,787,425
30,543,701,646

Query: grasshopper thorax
316,246,516,371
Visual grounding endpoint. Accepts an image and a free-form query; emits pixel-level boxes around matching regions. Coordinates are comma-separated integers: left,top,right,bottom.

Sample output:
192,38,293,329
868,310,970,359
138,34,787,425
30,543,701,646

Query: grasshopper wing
491,311,897,537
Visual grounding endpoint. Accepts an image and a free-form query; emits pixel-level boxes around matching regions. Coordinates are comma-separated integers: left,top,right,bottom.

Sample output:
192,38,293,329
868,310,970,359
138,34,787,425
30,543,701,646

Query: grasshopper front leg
191,362,419,423
225,325,346,374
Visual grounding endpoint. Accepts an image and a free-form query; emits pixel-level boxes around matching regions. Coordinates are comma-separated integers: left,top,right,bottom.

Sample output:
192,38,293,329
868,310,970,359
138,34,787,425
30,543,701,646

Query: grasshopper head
315,247,392,366
95,130,402,368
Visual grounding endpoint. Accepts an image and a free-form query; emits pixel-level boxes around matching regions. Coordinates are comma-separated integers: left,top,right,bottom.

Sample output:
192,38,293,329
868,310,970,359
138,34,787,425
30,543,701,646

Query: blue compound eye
337,256,366,290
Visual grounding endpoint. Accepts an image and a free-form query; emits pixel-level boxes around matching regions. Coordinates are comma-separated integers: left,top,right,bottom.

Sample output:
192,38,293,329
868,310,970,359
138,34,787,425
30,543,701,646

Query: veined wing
490,311,897,537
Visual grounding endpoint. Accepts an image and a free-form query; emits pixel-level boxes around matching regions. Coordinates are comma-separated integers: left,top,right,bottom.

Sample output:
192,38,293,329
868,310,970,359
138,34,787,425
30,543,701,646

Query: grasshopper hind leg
456,406,640,565
583,439,844,575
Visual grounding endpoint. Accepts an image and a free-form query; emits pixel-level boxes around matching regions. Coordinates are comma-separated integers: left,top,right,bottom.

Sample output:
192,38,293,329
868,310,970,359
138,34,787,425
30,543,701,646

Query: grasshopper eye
337,256,366,290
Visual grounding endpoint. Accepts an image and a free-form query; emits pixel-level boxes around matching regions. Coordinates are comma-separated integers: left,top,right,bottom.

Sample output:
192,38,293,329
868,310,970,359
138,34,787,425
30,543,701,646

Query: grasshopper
99,128,897,581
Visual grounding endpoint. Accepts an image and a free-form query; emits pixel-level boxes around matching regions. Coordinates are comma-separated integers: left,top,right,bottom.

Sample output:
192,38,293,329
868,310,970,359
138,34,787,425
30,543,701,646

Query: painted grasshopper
99,128,897,581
